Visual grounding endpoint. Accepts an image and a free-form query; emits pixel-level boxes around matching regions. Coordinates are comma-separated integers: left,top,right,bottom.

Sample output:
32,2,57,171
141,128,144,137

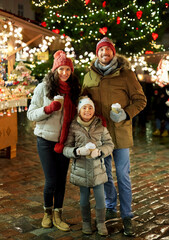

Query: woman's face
57,65,71,82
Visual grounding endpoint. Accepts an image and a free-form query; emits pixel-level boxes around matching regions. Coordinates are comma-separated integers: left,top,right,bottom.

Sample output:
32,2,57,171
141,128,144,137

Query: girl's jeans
104,148,133,219
37,137,70,209
80,184,105,209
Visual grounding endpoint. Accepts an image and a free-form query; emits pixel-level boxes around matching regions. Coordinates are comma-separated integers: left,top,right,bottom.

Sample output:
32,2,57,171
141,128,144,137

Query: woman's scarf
54,80,76,153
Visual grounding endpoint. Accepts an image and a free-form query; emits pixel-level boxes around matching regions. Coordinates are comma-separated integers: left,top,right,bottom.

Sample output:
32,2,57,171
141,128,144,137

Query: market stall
0,9,65,158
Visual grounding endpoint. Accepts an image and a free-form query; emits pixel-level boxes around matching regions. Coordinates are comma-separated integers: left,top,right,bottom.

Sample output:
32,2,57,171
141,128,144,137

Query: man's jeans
104,148,133,219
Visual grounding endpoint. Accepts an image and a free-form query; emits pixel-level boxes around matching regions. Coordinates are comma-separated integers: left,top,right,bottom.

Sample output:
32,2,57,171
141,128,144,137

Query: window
18,4,24,17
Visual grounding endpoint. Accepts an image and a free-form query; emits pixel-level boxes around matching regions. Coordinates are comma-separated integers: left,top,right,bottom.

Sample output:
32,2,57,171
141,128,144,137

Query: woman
27,50,80,231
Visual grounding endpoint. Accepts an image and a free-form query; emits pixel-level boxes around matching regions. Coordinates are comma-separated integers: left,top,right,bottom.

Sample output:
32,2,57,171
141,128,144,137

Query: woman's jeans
37,137,70,209
80,184,105,209
104,148,133,219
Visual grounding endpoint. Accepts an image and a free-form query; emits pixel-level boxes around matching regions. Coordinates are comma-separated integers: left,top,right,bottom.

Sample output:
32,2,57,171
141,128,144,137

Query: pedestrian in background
82,37,147,236
63,96,114,236
153,85,169,137
27,50,80,231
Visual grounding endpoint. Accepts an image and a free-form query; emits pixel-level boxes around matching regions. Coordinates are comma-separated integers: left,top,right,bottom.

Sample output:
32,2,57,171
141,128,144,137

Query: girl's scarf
54,80,76,153
94,56,118,76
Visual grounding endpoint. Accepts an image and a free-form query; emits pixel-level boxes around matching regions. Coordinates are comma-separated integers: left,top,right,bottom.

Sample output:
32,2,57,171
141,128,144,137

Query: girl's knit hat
96,37,116,56
78,97,95,113
52,50,74,72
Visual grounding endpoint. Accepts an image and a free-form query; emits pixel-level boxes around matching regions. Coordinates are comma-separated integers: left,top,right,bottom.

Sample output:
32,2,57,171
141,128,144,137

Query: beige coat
63,117,114,187
82,55,147,149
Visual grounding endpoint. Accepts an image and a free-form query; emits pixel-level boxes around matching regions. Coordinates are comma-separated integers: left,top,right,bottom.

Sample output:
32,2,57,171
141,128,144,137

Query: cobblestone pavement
0,112,169,240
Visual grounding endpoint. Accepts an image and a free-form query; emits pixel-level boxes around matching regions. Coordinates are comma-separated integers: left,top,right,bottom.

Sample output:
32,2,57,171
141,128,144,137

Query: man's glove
110,109,127,123
91,148,101,158
76,147,90,156
44,101,61,114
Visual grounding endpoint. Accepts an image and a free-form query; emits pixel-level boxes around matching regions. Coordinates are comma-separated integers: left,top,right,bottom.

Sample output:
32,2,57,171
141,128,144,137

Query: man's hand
110,109,127,123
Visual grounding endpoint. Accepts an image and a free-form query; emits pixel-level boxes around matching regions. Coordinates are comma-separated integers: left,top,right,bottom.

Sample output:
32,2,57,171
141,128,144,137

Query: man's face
97,46,114,66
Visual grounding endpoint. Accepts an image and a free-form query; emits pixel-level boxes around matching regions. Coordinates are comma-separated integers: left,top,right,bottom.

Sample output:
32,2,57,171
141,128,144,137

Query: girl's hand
76,147,90,156
91,148,101,158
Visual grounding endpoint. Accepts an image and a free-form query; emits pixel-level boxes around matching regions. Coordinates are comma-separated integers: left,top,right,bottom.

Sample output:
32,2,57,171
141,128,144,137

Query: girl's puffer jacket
63,117,114,187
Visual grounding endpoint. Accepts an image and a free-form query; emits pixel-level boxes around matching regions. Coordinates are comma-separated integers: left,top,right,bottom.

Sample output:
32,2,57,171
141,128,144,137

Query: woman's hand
44,101,61,114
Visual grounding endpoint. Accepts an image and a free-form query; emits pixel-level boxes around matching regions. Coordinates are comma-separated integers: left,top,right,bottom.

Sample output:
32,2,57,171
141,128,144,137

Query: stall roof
0,9,65,51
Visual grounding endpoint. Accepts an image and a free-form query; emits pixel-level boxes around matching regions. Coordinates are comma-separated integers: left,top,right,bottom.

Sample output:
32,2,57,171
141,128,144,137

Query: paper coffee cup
85,142,96,152
54,95,64,111
111,103,121,113
85,142,96,158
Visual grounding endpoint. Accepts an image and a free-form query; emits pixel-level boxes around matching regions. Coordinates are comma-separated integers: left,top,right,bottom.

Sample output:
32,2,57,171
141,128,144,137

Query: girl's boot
53,208,70,231
80,204,92,235
96,208,108,236
41,207,53,228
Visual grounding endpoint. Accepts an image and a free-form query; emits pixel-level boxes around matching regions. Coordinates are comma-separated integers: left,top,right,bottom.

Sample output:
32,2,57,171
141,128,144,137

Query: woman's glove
76,147,90,156
91,148,101,158
110,109,127,123
44,101,61,114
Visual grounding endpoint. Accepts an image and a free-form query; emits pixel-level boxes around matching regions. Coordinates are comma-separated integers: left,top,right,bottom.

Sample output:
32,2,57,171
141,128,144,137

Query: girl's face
57,65,71,82
79,104,95,122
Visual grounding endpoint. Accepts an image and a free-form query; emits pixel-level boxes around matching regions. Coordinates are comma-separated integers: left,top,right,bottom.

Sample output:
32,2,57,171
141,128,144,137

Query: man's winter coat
63,117,114,187
82,54,147,149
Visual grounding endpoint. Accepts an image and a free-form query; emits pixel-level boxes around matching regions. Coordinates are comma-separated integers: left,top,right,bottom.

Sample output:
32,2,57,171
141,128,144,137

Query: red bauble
152,32,158,40
41,22,47,27
85,0,91,5
145,51,154,54
136,10,143,19
102,1,106,8
52,29,60,34
99,27,107,35
117,16,120,24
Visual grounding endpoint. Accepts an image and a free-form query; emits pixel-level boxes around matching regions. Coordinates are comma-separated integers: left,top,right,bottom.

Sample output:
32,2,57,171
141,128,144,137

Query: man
82,37,147,236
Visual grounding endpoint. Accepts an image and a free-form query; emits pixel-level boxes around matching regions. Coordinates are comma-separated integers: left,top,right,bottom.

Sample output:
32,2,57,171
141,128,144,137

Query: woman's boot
80,204,92,235
53,208,70,231
96,208,108,236
41,207,53,228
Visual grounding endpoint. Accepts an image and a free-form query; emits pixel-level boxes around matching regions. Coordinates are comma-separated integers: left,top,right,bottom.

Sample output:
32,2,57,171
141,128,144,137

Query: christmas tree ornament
99,27,107,35
136,10,143,19
152,33,158,41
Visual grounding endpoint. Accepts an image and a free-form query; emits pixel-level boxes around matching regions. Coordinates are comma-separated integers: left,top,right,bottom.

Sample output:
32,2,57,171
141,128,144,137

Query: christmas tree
31,0,169,78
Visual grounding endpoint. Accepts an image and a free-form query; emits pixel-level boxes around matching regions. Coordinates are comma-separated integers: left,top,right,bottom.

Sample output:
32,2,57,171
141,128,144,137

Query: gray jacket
63,117,114,187
27,82,63,142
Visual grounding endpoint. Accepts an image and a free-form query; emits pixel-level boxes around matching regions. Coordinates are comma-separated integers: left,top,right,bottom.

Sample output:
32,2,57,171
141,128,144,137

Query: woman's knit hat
52,50,74,72
96,37,116,56
78,97,95,113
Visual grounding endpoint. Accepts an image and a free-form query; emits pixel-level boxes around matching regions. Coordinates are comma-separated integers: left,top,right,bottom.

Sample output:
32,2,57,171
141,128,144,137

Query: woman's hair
44,70,81,104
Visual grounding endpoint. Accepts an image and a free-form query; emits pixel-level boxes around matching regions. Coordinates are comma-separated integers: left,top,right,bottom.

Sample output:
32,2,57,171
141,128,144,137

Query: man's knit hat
96,37,116,56
52,50,74,72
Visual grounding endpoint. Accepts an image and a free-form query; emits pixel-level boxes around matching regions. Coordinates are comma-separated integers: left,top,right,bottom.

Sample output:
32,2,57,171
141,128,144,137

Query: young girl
27,50,80,231
63,97,114,236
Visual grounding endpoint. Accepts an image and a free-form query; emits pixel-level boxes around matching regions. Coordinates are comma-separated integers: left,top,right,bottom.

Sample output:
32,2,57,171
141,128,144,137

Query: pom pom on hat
52,50,74,72
54,143,64,153
96,37,116,56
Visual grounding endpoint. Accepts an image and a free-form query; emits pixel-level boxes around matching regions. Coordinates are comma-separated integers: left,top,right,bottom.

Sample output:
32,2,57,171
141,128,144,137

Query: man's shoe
161,129,168,137
105,208,117,222
123,217,135,236
153,129,160,136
